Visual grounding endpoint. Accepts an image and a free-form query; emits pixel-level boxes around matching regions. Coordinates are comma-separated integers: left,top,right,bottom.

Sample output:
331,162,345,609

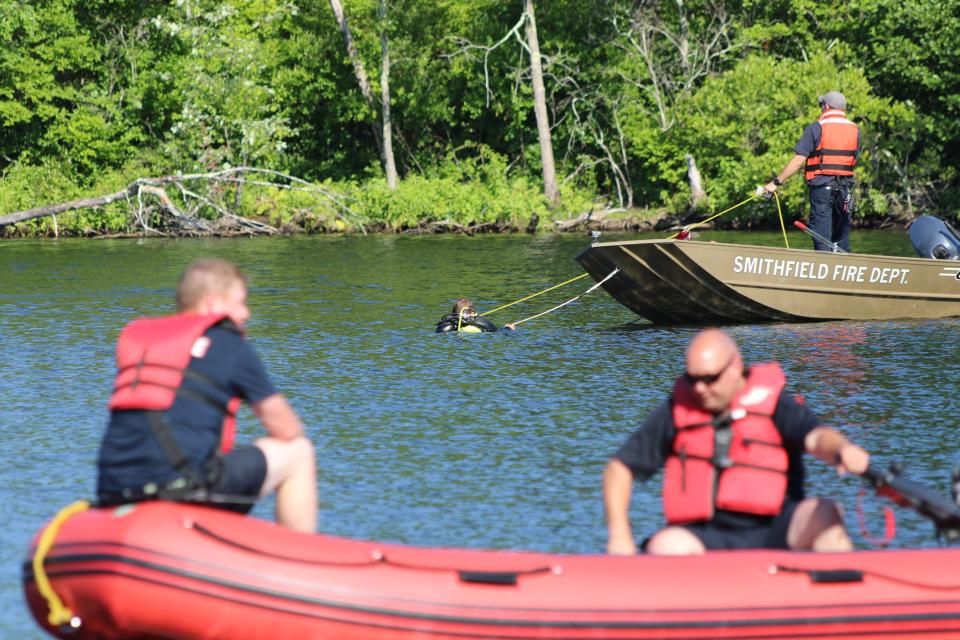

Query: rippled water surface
2,229,958,636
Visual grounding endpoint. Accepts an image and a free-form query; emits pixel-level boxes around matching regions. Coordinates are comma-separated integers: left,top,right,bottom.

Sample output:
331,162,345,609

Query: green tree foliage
0,0,957,234
153,1,296,170
739,0,960,216
669,54,913,222
0,1,136,179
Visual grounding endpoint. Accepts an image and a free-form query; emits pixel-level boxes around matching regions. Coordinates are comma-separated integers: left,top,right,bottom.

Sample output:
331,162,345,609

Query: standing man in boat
97,258,318,533
603,328,870,555
763,91,860,252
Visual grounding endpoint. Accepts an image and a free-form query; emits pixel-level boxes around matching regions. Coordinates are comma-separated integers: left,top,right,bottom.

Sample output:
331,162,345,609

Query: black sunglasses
683,358,733,385
683,370,724,385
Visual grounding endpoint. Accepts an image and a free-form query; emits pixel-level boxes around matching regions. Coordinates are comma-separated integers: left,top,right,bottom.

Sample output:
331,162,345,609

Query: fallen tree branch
0,167,362,236
0,186,138,226
554,209,614,231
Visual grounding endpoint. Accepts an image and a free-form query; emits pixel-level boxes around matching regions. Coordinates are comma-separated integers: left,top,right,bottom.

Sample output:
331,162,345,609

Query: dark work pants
808,186,850,252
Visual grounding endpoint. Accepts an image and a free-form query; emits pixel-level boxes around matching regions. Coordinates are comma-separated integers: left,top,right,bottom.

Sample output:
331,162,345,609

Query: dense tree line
0,0,956,235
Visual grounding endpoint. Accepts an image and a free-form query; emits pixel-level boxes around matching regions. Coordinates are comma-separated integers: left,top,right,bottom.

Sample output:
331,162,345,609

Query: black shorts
206,445,268,514
680,501,800,550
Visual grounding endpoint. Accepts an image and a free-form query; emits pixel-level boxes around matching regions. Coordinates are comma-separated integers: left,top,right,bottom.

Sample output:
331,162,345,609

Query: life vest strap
815,164,856,172
146,411,201,483
812,149,857,157
95,485,259,508
116,360,184,375
679,450,786,475
114,369,234,415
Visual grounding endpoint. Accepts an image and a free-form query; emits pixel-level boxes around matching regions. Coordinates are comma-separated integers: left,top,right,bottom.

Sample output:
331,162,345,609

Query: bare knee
788,498,851,551
256,436,315,494
287,436,315,468
262,435,312,462
646,527,706,556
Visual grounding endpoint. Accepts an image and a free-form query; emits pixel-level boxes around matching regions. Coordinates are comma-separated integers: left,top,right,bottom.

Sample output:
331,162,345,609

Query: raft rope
187,520,561,578
773,191,790,249
32,500,90,629
480,272,590,317
476,186,787,327
772,564,960,591
856,489,897,547
509,268,619,327
667,193,760,240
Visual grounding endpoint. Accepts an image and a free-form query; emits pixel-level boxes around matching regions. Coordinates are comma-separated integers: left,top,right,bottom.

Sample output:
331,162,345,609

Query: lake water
3,229,958,637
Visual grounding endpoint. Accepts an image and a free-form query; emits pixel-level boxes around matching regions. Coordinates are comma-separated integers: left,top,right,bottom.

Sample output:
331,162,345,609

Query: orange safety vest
805,109,858,181
663,363,789,524
109,313,241,453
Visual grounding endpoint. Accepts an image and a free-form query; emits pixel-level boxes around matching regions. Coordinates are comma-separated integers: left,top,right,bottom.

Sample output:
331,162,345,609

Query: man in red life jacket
603,329,870,555
96,259,317,533
763,91,860,252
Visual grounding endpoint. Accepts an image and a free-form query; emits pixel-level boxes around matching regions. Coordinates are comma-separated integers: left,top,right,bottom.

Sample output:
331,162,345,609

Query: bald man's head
684,328,744,413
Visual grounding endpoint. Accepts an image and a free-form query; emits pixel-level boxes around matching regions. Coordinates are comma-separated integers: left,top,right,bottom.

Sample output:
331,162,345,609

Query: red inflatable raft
23,500,960,639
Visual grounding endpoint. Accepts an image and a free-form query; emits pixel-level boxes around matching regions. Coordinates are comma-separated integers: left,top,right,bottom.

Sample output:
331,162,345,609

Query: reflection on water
1,230,955,635
784,324,869,400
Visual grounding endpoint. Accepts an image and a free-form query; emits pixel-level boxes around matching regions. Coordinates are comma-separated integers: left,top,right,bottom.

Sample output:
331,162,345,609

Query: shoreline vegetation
0,2,955,240
0,166,913,239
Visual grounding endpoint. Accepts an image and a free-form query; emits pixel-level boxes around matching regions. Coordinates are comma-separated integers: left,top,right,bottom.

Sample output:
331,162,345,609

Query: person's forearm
603,459,635,540
775,155,807,185
253,394,305,440
805,426,870,474
805,426,849,463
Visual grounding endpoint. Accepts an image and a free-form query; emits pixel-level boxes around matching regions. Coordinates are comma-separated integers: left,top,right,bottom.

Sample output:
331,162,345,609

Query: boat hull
22,502,960,639
576,240,960,324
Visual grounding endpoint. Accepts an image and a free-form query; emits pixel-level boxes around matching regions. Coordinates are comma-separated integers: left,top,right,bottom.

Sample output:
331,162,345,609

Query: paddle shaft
793,220,849,253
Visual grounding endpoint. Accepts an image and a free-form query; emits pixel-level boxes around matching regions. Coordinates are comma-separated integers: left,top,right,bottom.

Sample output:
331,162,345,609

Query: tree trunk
380,0,398,189
686,153,707,212
329,0,384,161
523,0,560,207
329,0,375,106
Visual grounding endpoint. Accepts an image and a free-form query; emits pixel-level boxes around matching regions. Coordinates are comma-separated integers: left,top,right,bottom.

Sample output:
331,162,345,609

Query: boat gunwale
26,557,960,632
589,238,944,268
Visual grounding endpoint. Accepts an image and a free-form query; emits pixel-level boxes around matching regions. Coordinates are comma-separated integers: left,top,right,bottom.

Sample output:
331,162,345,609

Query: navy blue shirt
795,121,861,187
97,324,277,494
613,389,820,527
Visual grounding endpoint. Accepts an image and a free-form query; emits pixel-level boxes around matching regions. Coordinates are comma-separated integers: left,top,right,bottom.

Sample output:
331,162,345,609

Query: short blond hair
176,259,248,312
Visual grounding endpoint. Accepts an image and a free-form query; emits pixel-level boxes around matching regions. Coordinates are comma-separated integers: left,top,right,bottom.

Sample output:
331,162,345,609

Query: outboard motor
909,215,960,260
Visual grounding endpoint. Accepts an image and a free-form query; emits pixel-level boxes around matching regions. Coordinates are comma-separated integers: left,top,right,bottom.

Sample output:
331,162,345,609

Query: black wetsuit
435,313,499,333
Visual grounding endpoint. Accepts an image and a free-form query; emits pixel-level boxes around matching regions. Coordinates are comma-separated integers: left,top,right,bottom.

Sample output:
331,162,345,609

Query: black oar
863,465,960,541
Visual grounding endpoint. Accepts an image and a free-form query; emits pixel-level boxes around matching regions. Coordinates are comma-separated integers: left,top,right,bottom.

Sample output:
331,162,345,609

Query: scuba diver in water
435,298,513,333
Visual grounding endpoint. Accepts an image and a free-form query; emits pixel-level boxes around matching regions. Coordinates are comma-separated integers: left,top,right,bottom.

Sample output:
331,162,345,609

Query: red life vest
805,109,858,181
109,313,240,453
663,362,789,524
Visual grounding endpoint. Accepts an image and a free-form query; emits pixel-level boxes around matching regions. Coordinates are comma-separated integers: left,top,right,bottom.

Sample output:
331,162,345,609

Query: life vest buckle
713,422,734,469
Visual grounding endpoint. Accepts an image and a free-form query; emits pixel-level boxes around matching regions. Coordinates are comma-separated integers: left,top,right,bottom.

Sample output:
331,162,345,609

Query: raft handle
809,569,864,584
459,570,518,586
773,565,864,584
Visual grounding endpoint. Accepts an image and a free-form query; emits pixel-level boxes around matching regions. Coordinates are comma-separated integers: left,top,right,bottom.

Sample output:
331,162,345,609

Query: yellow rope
480,189,774,323
667,193,761,239
480,273,590,317
32,500,89,627
774,191,790,249
509,268,619,326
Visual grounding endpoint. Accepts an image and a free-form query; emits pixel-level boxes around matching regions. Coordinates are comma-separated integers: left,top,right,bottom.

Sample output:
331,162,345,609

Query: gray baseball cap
818,91,847,109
